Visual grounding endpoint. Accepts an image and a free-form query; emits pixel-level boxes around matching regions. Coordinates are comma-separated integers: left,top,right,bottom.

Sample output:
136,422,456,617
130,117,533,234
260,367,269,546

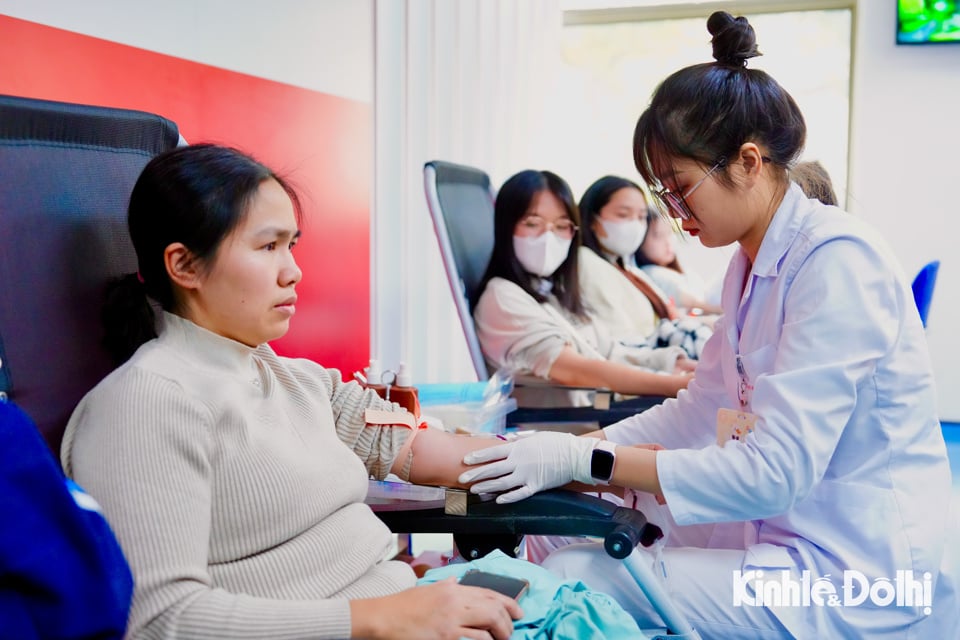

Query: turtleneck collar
159,311,261,374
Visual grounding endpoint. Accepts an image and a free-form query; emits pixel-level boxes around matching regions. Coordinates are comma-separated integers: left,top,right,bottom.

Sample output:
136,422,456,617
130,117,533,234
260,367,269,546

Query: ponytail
102,273,157,365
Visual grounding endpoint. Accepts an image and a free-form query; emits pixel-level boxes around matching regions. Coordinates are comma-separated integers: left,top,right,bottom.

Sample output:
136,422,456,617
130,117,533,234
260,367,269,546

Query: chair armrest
510,374,615,410
368,481,663,560
508,399,664,429
509,374,667,421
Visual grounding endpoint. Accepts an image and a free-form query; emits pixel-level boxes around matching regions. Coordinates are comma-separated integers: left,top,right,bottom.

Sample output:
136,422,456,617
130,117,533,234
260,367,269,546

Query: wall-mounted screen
898,0,960,44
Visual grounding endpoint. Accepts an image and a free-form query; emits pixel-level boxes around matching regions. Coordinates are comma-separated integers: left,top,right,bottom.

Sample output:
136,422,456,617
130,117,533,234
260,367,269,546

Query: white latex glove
458,432,601,504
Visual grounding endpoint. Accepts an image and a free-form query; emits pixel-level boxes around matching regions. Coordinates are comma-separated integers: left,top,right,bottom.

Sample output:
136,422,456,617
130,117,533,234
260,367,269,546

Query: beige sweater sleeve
321,365,412,479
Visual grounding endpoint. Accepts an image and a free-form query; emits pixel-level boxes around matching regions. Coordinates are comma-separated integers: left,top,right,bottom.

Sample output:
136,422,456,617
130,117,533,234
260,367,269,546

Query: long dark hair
633,11,805,195
579,175,648,266
474,169,585,317
102,143,302,365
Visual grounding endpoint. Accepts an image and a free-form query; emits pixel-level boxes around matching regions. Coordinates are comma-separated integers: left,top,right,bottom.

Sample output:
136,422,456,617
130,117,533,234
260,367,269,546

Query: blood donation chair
0,93,179,638
0,94,181,453
0,95,698,639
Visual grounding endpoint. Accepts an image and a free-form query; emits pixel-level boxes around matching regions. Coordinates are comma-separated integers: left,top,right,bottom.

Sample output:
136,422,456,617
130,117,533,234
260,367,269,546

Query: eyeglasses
516,216,579,239
652,161,723,221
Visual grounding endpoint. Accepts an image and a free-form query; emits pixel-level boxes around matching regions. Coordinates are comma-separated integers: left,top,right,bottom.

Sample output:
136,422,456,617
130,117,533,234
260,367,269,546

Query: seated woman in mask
578,176,715,359
471,169,694,408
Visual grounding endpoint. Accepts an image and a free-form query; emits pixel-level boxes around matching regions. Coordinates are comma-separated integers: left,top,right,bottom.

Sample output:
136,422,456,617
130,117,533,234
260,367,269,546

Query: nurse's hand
459,432,600,504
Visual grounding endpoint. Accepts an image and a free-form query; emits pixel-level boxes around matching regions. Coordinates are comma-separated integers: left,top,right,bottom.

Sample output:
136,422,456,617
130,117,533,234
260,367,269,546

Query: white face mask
598,218,647,258
513,232,572,278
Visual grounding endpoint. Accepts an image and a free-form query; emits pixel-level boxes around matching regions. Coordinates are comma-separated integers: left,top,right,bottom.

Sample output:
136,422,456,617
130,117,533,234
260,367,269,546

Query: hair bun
707,11,761,67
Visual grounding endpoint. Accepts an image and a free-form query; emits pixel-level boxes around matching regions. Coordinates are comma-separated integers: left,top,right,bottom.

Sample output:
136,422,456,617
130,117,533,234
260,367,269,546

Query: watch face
591,448,615,481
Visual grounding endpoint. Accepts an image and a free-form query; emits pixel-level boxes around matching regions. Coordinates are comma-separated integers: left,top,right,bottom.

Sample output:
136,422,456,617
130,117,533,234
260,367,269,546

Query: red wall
0,14,371,374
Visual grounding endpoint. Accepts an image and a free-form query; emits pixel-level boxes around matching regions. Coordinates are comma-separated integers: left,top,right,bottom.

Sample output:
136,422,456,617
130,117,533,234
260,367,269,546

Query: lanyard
735,354,754,410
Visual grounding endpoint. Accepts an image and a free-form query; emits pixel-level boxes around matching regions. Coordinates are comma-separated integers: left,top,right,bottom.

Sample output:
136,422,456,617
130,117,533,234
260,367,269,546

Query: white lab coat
598,184,958,637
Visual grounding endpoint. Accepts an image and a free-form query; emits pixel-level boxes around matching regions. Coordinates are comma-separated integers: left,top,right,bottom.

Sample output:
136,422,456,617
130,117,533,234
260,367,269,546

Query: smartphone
458,569,530,600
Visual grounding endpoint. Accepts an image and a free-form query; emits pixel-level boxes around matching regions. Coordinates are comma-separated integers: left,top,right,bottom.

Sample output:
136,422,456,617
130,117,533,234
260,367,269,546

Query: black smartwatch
590,441,617,483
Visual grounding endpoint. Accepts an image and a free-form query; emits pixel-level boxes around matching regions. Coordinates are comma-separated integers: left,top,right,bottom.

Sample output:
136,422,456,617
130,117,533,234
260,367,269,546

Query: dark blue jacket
0,401,132,639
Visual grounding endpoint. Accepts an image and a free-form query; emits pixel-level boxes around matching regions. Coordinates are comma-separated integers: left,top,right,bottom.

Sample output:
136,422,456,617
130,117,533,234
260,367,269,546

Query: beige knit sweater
60,313,416,639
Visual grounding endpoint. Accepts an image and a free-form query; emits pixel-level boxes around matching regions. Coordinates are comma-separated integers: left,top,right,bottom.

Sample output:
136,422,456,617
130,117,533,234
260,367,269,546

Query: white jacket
578,246,660,340
605,184,958,637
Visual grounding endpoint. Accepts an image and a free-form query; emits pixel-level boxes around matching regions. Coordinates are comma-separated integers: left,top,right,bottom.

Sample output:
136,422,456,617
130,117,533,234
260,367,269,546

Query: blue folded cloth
418,550,646,639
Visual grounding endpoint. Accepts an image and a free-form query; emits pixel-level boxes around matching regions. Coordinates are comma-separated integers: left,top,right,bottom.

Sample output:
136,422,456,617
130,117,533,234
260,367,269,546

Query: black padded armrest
371,485,663,560
508,398,664,429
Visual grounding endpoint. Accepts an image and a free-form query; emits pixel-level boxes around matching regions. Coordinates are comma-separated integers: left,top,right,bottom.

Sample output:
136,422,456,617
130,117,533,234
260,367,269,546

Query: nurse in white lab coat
459,10,958,638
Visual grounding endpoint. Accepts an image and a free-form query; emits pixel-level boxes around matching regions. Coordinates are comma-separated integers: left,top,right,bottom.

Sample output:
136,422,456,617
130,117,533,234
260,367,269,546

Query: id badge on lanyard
716,354,759,445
